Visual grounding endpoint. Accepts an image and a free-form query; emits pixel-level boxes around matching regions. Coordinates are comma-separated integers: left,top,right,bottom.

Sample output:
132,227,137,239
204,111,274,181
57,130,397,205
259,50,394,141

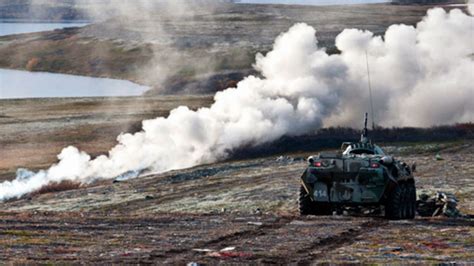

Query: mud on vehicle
299,114,417,220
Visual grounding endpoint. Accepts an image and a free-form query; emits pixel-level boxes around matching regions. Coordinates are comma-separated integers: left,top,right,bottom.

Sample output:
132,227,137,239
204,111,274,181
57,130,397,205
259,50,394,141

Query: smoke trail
0,7,473,201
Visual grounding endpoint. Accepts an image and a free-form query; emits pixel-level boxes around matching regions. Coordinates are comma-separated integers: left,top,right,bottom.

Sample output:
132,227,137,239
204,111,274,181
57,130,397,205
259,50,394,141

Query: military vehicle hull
299,153,416,219
302,157,387,204
298,114,417,219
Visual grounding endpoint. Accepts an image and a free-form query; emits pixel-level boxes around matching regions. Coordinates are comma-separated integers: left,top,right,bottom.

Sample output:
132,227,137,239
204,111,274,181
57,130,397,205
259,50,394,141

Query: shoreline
0,68,149,100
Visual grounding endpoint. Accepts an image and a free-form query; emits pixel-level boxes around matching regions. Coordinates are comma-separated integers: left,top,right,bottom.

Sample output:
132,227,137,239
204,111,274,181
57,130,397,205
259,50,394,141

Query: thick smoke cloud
326,7,474,127
0,7,473,201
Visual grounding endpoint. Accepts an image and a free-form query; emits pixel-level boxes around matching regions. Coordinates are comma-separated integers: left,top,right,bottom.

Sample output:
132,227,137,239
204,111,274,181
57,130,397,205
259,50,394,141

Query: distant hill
0,2,466,95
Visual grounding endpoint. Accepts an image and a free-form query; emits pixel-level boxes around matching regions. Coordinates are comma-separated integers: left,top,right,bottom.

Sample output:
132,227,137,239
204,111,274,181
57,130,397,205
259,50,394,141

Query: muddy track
160,215,389,264
160,215,295,263
295,218,388,264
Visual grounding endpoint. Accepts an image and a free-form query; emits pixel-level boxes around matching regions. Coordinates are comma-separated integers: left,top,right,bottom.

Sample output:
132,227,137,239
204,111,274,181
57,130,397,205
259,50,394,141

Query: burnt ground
0,96,473,263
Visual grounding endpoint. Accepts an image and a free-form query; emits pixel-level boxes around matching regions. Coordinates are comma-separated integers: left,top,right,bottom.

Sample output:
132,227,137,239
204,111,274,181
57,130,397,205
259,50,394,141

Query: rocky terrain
0,2,466,94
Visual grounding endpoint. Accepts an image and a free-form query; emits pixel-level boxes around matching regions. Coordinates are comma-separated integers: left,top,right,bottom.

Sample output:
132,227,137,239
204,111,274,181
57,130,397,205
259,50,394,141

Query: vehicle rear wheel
406,183,417,219
385,183,416,220
385,184,403,220
299,185,332,216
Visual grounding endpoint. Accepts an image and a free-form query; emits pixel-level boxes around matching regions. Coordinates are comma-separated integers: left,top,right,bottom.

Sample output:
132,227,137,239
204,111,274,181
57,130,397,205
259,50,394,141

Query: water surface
0,21,88,36
0,69,149,99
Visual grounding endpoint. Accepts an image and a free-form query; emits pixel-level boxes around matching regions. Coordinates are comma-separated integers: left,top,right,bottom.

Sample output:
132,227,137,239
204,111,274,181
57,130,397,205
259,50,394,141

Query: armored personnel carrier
299,114,417,219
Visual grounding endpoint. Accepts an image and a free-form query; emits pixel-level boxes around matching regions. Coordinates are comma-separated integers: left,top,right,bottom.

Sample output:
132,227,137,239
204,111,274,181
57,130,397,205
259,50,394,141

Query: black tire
299,185,313,215
385,183,416,220
299,185,332,216
385,184,403,220
406,183,417,219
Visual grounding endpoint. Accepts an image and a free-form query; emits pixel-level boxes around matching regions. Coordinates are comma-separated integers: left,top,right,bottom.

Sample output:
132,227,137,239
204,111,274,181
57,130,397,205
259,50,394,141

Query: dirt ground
1,211,471,264
0,97,473,264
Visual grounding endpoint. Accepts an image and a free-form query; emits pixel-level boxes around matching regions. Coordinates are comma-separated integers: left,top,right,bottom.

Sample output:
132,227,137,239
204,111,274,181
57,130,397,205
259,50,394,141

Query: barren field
0,97,473,264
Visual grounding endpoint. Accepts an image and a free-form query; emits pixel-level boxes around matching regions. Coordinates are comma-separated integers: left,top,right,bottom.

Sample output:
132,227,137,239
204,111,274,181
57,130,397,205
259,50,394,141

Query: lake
0,21,150,99
0,69,149,99
0,21,88,36
238,0,390,5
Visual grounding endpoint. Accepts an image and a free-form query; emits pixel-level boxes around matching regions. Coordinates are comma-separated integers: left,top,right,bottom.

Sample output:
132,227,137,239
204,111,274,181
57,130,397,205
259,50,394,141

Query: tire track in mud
293,218,388,264
156,215,295,263
160,216,387,264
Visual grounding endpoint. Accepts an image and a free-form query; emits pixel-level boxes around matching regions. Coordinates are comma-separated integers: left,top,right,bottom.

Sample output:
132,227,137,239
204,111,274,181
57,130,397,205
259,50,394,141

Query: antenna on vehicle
365,50,375,130
361,112,369,143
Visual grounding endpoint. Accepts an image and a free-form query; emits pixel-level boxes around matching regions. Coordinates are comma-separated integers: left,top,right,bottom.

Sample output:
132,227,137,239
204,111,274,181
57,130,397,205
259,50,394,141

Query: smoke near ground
0,7,473,201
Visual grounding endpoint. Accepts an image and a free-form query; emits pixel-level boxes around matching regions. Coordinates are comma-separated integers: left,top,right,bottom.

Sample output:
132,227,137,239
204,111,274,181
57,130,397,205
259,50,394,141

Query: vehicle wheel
385,184,403,220
299,185,332,216
401,184,409,218
299,185,313,215
406,183,417,219
386,183,416,220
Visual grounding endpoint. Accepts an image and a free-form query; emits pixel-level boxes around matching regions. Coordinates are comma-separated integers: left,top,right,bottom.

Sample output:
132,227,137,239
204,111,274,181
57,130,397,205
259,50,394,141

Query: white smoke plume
0,7,473,201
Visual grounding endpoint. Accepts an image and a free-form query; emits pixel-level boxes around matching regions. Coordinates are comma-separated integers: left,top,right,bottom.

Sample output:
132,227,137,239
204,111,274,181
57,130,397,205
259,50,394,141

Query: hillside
0,3,461,94
1,139,473,263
